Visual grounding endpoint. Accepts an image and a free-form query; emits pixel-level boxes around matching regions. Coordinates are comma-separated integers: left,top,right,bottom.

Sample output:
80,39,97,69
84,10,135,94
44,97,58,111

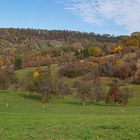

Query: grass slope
15,66,48,80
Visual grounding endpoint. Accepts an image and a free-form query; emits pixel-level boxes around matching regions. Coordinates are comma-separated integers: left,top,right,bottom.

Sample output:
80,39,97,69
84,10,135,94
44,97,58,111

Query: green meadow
0,66,139,140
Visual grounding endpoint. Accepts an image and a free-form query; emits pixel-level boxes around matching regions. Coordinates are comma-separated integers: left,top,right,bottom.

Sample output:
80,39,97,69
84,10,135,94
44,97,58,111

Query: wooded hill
1,28,140,106
0,28,140,81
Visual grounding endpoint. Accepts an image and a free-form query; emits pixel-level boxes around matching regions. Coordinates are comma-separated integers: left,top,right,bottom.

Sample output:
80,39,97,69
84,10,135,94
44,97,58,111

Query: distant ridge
131,32,140,36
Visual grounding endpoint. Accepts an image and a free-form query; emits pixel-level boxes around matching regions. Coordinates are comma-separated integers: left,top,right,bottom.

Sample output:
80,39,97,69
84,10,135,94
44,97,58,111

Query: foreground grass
0,90,140,140
5,66,140,139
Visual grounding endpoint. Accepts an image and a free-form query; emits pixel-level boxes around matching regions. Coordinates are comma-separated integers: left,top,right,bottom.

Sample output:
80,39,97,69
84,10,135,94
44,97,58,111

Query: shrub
59,62,93,78
14,57,22,70
75,78,105,105
0,65,15,89
58,80,72,99
106,80,131,106
22,67,58,106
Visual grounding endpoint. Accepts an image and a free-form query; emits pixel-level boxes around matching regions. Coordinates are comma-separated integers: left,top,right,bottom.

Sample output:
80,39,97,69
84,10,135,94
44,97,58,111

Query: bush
14,57,22,70
0,65,15,89
106,80,131,106
22,67,58,104
59,61,93,78
58,80,72,99
75,78,105,105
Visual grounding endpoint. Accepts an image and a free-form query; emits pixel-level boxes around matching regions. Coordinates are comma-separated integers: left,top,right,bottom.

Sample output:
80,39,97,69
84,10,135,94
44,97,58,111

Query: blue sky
0,0,140,35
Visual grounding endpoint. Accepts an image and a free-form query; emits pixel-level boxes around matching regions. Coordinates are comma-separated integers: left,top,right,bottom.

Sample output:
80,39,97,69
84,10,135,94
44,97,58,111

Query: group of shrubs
20,67,132,106
0,63,133,107
73,76,132,106
59,51,139,82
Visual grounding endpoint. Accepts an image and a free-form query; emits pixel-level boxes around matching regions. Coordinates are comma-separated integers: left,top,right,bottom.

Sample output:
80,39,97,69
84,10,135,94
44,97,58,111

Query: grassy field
0,66,139,140
0,90,140,140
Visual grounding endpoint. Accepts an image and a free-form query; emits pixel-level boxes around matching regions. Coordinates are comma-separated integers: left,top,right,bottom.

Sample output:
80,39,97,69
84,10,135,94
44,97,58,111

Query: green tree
14,57,22,70
76,80,92,106
58,79,72,99
23,66,58,110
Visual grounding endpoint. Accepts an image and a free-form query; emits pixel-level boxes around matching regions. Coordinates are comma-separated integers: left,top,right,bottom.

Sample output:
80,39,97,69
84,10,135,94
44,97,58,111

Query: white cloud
61,0,140,32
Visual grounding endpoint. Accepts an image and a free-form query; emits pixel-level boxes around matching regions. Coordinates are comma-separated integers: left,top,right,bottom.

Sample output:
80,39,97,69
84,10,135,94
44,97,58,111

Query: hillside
0,28,121,68
1,28,140,139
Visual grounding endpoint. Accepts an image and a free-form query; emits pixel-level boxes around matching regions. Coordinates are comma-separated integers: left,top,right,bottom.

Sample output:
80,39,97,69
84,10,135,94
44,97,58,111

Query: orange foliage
33,71,40,78
114,46,123,53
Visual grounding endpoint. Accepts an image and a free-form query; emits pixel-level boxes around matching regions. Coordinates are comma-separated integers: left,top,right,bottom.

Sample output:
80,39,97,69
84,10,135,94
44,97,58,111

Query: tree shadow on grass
97,124,121,130
93,102,124,107
20,92,41,101
61,99,81,105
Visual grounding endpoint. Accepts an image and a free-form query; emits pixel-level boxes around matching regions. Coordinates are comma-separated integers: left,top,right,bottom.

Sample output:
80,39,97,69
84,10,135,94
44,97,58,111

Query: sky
0,0,140,35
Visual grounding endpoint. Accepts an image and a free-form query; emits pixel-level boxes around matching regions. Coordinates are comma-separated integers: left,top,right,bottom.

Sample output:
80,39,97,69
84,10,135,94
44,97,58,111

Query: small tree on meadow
58,80,72,99
82,74,105,103
76,80,92,106
92,78,105,103
106,80,131,106
0,65,15,107
106,80,120,104
23,66,58,110
0,65,15,89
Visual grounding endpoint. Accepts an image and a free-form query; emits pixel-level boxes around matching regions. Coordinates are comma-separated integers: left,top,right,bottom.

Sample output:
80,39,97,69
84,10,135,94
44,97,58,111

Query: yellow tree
0,56,4,66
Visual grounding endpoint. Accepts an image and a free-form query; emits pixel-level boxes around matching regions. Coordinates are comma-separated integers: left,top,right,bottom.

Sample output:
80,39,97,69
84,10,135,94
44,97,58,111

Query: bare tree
58,80,72,99
76,80,92,106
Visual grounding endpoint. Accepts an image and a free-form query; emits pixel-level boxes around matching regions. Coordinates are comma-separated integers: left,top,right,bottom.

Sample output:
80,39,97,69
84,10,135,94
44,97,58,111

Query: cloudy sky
0,0,140,35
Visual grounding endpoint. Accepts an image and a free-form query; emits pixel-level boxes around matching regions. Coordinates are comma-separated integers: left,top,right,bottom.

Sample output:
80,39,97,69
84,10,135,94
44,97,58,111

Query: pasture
0,66,140,140
0,89,140,140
